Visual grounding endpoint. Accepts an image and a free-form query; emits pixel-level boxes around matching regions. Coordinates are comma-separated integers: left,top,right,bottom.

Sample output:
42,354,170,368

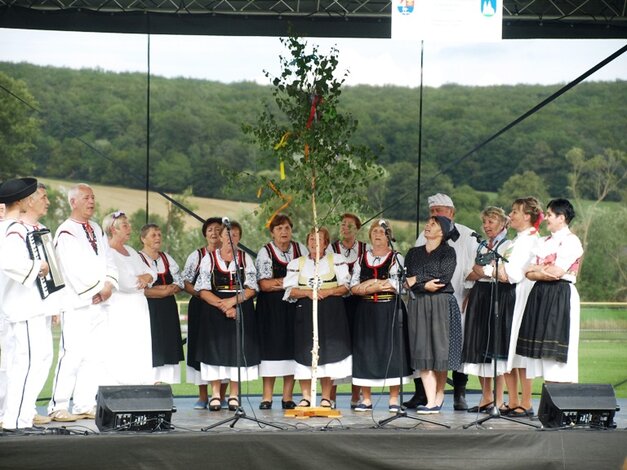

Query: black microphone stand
377,228,450,429
203,223,284,431
463,240,540,429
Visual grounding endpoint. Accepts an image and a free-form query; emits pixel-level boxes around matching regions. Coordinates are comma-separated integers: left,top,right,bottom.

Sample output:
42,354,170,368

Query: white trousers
48,304,108,415
2,316,52,429
0,316,9,422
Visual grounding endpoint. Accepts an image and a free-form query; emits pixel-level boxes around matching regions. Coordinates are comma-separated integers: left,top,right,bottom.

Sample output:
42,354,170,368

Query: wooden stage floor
0,392,624,470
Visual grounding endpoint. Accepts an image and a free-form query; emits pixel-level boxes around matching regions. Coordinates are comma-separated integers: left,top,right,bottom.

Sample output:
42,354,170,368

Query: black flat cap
0,177,38,204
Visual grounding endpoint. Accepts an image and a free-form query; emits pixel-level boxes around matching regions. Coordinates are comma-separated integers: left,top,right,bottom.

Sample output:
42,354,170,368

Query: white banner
392,0,503,42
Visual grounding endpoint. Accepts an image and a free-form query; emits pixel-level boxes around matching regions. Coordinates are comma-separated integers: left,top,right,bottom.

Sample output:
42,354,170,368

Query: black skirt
196,291,260,368
256,290,295,362
293,296,351,367
185,295,202,370
343,294,361,337
146,296,184,367
516,280,571,363
462,281,516,363
352,297,411,380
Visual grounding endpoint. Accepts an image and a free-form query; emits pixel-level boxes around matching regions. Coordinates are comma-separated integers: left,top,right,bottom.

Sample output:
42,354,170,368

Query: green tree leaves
0,72,39,179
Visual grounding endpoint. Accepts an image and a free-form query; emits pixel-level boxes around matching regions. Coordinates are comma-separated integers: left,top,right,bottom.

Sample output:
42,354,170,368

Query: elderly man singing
47,183,118,422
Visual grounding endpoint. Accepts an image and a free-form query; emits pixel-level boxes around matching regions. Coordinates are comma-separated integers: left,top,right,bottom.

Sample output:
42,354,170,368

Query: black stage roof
1,0,626,39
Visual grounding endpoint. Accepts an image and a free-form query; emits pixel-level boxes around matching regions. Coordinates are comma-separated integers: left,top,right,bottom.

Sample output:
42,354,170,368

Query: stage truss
0,0,626,38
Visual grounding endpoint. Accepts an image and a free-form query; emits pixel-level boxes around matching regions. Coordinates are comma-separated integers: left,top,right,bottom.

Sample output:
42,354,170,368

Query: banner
392,0,503,41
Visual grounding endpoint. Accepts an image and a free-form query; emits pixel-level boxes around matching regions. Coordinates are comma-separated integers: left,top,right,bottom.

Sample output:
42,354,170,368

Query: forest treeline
1,62,626,300
1,61,625,222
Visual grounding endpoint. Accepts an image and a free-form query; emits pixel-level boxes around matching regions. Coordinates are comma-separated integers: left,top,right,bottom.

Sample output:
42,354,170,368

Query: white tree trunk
310,190,320,406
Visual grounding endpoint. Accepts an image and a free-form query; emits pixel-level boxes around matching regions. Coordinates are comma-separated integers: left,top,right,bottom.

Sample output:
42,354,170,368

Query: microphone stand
377,228,450,429
463,241,539,429
203,223,285,431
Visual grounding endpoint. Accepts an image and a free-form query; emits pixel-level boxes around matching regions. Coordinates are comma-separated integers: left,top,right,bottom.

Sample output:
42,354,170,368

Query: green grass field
36,305,627,406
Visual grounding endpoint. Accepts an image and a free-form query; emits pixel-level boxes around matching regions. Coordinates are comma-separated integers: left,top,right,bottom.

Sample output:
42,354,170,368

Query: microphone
379,219,396,242
470,231,484,244
222,217,231,229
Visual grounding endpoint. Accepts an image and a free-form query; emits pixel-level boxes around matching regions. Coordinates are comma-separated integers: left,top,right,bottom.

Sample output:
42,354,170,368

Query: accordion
27,228,65,299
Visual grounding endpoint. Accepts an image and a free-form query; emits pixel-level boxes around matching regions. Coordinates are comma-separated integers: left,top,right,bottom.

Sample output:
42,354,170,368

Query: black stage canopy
0,0,626,39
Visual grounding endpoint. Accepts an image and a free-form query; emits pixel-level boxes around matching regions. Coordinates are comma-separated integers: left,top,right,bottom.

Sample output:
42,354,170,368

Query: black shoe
402,393,427,409
454,393,468,411
259,400,272,410
281,400,296,410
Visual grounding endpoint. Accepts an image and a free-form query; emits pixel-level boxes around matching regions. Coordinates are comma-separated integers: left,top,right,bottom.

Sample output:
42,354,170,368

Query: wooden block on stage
284,406,342,419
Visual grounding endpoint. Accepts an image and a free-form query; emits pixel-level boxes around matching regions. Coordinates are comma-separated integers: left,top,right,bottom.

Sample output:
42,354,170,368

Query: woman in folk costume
516,199,583,386
140,224,184,384
350,220,411,413
103,211,154,385
461,206,511,413
182,217,226,409
500,197,543,418
256,214,308,410
284,227,352,407
194,221,259,412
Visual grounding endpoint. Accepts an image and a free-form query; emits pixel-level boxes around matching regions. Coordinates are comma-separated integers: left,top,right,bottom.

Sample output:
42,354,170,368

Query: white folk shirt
349,250,405,294
194,248,258,292
54,218,119,309
533,226,583,284
283,253,351,302
140,251,184,289
0,219,58,322
256,241,309,281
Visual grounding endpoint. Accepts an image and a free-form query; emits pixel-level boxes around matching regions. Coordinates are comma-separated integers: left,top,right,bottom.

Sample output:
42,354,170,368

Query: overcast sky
0,28,626,87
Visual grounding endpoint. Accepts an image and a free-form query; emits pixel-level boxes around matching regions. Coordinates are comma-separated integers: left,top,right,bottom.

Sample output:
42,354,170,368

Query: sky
0,28,626,87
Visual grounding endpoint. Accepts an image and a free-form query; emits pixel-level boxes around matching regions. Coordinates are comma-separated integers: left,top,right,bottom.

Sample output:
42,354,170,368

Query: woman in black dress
461,206,511,413
182,217,223,409
350,220,410,412
283,227,352,407
140,223,185,384
405,216,461,414
255,214,307,410
194,221,259,411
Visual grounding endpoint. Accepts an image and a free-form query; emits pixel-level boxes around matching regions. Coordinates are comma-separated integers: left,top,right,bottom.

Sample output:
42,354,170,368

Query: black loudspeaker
538,383,618,429
96,384,174,432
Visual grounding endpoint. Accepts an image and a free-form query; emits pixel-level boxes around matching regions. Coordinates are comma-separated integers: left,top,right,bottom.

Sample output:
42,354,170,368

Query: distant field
39,177,259,227
38,177,416,232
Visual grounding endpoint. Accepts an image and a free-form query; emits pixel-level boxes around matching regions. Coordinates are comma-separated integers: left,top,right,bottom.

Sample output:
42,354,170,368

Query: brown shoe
75,407,97,420
33,414,52,425
49,409,79,422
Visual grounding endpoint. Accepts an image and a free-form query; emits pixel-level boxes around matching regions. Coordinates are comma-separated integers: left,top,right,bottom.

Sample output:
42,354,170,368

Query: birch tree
243,37,381,404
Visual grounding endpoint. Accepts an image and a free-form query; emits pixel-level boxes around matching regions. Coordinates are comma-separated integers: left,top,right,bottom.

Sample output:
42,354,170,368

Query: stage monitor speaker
96,384,174,432
538,383,618,429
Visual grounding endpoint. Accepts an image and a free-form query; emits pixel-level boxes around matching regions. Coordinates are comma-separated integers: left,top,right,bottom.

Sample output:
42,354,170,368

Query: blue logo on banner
481,0,497,17
397,0,414,15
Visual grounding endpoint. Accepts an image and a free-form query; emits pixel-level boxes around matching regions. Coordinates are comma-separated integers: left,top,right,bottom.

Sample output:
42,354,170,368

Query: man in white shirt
404,193,479,411
47,183,119,422
0,178,60,431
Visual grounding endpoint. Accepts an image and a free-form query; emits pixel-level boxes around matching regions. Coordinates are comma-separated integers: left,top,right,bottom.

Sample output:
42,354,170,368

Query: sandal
208,397,222,412
297,399,311,408
228,397,239,411
320,398,333,408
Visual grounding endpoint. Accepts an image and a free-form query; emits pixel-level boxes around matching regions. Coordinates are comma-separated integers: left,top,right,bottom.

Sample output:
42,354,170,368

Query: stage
1,393,625,469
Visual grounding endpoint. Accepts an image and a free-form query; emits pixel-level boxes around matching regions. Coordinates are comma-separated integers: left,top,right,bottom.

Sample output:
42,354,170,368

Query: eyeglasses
112,211,126,219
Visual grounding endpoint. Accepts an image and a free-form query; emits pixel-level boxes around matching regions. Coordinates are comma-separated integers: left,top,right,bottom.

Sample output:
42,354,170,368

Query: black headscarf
433,215,460,242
